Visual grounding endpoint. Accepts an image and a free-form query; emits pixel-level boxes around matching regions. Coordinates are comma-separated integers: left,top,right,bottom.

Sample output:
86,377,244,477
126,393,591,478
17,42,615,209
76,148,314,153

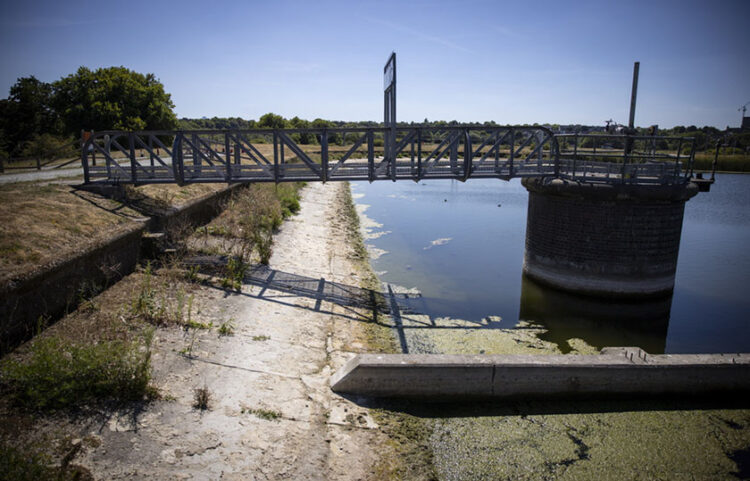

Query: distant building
742,116,750,131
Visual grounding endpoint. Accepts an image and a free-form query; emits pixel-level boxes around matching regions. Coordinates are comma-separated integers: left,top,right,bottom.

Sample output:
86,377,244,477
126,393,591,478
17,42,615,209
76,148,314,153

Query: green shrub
0,444,50,481
1,331,154,410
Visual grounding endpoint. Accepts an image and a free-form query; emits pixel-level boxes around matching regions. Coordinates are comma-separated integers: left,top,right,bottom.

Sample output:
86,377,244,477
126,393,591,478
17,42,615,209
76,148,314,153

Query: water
351,173,750,354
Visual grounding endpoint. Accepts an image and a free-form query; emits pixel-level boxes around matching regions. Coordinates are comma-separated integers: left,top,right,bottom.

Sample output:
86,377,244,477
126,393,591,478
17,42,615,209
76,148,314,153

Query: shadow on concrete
187,258,524,354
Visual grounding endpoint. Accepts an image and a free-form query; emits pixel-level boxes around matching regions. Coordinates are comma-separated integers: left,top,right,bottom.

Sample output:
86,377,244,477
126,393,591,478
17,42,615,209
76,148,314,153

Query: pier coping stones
522,176,699,202
331,349,750,399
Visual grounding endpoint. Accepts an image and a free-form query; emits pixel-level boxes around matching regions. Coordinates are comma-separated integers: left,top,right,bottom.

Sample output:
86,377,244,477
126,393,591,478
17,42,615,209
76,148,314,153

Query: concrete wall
0,225,145,353
0,183,245,354
331,348,750,399
521,177,698,297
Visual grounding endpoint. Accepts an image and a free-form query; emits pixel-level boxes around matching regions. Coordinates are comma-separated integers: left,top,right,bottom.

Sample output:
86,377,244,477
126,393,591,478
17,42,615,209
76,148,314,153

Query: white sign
384,55,395,90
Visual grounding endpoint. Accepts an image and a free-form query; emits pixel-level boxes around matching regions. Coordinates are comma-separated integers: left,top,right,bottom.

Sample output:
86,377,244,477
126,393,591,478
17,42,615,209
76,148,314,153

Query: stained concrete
331,347,750,398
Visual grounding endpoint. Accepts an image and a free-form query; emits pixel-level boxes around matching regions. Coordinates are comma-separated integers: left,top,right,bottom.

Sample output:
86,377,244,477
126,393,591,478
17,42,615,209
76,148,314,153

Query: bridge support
522,177,699,298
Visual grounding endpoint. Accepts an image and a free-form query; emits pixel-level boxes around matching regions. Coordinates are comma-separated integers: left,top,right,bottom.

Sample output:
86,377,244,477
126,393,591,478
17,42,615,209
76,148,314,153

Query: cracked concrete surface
70,182,385,480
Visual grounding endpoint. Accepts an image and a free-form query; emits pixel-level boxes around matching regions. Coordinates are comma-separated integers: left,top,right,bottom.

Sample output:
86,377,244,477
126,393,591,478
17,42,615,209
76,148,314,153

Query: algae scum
351,179,750,480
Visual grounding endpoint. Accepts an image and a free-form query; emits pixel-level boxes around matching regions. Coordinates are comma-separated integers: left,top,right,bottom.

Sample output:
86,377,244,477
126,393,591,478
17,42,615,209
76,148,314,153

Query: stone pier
521,177,699,298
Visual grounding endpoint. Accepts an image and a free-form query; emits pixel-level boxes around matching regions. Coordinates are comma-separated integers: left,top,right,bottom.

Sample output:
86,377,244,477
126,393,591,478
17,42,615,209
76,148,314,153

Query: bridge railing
81,126,559,184
555,134,696,185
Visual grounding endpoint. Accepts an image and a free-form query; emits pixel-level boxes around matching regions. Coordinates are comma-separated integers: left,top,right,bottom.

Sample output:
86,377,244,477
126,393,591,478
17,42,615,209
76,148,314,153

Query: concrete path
75,183,387,480
0,167,83,184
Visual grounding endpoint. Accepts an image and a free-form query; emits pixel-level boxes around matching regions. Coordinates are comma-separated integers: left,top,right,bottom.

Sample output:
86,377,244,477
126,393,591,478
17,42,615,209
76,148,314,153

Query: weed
185,265,200,283
218,320,235,336
251,335,270,342
0,329,154,410
240,406,282,421
184,320,212,330
193,386,211,410
131,262,156,319
222,257,246,290
180,327,199,358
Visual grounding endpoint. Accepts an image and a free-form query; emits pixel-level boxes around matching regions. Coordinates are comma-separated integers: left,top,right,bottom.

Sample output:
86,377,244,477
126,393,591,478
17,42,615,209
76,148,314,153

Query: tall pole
628,61,640,130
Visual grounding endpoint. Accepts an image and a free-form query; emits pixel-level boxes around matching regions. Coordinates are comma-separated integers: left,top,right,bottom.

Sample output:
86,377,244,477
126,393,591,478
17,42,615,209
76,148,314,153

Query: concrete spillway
330,348,750,399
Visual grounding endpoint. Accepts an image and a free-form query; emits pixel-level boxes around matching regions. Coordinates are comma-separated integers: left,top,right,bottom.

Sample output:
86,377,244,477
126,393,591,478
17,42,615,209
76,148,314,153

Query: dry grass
0,183,142,284
0,180,234,285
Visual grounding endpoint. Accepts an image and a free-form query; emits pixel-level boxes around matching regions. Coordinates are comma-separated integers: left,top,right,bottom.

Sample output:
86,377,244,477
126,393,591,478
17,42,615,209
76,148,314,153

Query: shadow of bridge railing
183,257,497,354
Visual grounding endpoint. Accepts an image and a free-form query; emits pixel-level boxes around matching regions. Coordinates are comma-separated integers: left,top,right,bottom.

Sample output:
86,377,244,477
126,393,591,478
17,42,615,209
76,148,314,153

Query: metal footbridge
80,54,700,188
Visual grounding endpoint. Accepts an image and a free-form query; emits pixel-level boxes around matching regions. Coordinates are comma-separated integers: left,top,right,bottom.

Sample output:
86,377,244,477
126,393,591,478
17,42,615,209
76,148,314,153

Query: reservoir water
351,173,750,354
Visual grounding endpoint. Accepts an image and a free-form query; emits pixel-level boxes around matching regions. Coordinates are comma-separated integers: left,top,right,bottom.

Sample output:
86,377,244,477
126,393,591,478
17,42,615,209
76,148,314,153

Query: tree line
2,65,748,162
0,67,177,160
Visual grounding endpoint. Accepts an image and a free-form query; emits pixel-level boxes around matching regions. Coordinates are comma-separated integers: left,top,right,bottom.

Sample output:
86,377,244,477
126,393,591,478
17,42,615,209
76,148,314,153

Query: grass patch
218,320,235,336
131,263,199,328
251,335,270,342
241,406,282,421
693,153,750,172
0,441,94,481
0,330,154,410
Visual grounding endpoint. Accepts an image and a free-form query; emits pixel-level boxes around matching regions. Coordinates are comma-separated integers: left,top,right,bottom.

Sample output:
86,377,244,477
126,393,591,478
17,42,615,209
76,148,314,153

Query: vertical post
624,61,640,177
712,140,720,182
416,129,422,180
367,129,374,182
410,130,415,178
224,132,232,182
508,129,515,176
688,137,696,179
81,138,89,183
128,132,137,184
192,133,200,179
573,133,578,177
273,131,280,181
172,133,182,184
628,62,640,131
552,135,560,177
384,52,396,181
536,131,543,171
494,131,499,170
149,135,155,168
463,129,472,181
450,132,458,175
321,128,329,182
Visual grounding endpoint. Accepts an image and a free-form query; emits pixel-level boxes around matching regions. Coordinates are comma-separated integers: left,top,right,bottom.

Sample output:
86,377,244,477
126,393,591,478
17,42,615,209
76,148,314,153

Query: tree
0,76,58,154
257,112,288,129
52,66,177,134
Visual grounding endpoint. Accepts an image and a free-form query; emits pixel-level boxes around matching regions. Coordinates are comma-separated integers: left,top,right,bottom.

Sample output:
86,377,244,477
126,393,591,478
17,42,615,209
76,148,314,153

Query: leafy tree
257,112,288,129
21,133,75,161
0,76,59,154
52,66,177,134
288,116,316,144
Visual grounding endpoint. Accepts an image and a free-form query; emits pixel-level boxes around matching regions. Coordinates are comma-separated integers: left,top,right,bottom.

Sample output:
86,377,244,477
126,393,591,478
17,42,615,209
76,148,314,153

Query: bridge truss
81,127,696,186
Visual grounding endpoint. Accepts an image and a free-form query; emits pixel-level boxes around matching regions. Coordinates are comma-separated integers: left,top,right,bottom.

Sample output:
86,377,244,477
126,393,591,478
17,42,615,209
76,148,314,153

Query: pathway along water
351,173,750,354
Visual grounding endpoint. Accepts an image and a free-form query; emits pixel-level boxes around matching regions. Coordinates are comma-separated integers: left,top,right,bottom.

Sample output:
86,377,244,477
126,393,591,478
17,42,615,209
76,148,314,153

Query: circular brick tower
521,177,698,298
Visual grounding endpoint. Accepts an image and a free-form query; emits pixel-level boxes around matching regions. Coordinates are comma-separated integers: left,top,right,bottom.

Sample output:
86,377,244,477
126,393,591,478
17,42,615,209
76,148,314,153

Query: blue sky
1,0,748,128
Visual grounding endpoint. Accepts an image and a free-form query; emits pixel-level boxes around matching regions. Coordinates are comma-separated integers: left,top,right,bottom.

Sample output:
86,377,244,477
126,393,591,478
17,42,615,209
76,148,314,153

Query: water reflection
519,275,671,354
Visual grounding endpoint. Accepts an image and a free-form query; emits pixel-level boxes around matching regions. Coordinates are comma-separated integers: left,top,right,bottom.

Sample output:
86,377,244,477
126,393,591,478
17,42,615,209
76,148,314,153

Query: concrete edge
331,348,750,399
